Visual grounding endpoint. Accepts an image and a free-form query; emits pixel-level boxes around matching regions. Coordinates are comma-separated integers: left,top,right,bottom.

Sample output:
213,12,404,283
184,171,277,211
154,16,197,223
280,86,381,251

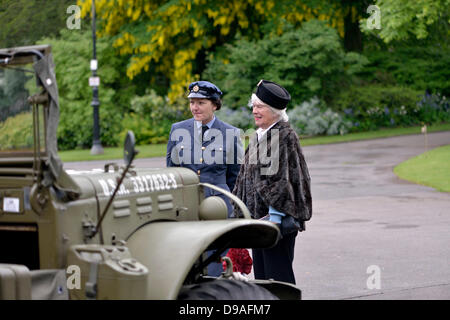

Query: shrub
129,90,190,124
204,20,368,109
0,112,33,150
360,45,450,96
215,105,254,130
287,97,351,137
415,93,450,125
119,90,192,145
333,85,424,131
119,113,170,145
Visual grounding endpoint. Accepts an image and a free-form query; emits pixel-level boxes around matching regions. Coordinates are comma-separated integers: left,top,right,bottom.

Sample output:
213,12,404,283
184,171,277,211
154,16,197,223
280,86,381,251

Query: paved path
295,131,450,300
65,131,450,300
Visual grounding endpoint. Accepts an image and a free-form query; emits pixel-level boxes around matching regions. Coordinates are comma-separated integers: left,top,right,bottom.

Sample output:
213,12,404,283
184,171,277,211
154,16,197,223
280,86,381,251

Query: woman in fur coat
232,80,312,284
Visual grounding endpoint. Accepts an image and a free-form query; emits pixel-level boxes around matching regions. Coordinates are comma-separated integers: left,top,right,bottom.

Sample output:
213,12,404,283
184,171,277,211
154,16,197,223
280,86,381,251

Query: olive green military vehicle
0,45,300,300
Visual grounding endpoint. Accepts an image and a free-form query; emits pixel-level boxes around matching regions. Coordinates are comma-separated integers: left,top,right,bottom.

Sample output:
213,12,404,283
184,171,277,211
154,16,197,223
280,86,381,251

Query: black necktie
202,125,208,139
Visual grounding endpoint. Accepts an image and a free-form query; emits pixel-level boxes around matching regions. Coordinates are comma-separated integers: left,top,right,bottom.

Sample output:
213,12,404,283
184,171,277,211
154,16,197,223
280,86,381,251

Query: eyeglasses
250,103,269,109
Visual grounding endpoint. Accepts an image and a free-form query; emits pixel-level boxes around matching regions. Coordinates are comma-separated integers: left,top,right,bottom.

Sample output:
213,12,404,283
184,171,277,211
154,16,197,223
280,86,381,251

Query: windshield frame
0,45,51,158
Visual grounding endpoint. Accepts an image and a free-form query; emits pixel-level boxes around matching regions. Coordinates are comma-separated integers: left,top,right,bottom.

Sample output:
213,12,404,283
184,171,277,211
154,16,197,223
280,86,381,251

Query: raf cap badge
193,85,200,92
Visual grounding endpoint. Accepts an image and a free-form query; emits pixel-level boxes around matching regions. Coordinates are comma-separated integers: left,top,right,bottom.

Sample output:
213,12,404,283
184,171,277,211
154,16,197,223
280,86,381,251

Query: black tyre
178,279,278,300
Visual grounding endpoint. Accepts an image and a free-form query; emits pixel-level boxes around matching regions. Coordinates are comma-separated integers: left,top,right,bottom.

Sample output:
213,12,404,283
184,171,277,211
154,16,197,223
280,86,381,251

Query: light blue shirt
195,115,216,132
269,206,285,224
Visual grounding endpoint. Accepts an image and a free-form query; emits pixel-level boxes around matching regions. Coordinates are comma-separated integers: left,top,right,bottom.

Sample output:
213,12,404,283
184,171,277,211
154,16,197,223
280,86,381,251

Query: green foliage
215,105,254,130
0,112,33,149
415,93,450,125
130,90,190,124
287,97,351,137
205,20,368,109
78,0,356,101
120,90,191,145
360,0,450,43
38,29,134,150
0,68,31,122
120,113,168,146
0,0,75,47
360,44,450,96
332,84,449,131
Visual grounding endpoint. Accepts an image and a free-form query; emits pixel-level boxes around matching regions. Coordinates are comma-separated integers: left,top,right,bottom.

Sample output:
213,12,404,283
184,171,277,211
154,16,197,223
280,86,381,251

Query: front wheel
177,279,278,300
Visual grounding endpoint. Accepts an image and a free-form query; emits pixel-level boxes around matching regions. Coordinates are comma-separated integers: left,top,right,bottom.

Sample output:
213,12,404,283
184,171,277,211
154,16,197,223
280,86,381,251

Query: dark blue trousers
252,232,297,284
206,249,229,277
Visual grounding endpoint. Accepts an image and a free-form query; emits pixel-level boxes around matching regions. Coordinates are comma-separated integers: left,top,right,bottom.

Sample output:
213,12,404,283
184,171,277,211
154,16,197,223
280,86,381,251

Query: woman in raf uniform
232,80,312,284
166,80,243,276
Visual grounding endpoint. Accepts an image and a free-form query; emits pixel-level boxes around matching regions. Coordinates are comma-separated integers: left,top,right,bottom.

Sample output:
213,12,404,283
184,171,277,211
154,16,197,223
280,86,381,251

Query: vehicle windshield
0,63,44,154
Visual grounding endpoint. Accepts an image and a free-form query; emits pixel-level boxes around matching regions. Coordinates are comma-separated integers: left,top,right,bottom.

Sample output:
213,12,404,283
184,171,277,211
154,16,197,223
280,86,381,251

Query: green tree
204,20,368,108
78,0,367,101
38,29,135,150
360,0,450,43
0,0,74,47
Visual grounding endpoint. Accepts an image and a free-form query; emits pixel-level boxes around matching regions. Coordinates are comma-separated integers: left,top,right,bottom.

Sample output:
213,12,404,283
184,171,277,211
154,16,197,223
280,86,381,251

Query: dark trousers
252,232,297,284
206,249,229,277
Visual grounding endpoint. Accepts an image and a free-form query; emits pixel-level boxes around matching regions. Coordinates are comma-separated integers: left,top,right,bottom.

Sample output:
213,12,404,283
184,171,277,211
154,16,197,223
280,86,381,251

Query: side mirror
124,131,138,166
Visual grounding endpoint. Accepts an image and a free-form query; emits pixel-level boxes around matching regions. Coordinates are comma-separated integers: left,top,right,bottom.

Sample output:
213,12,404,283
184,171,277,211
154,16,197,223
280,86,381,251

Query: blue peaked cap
187,81,223,100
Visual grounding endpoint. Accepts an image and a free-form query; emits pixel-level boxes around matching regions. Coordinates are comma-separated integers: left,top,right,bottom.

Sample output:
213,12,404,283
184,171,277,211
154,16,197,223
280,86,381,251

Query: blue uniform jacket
166,117,243,216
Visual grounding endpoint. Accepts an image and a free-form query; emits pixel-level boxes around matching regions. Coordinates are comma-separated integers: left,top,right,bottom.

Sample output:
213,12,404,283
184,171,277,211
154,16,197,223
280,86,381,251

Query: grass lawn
394,144,450,193
59,122,450,162
59,144,166,162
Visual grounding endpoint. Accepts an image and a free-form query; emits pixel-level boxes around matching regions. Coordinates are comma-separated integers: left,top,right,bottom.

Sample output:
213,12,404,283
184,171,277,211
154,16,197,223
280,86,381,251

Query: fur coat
232,121,312,231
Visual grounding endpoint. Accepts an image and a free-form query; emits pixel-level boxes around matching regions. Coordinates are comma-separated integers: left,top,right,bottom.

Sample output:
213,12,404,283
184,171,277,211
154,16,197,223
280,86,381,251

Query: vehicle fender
126,219,279,300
